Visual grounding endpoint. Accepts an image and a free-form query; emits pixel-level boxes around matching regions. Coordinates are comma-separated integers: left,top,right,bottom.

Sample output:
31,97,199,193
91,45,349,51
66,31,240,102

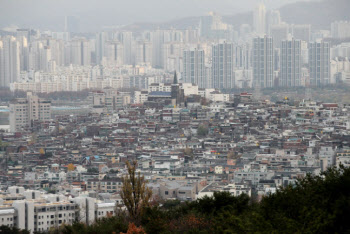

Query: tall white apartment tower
18,36,29,71
212,42,235,89
0,36,20,87
252,36,274,88
151,30,165,68
0,41,4,86
183,48,206,88
253,3,266,35
331,21,350,39
70,39,91,66
309,41,330,86
104,41,124,65
120,31,133,65
280,39,302,87
136,41,152,65
162,42,184,72
95,32,106,64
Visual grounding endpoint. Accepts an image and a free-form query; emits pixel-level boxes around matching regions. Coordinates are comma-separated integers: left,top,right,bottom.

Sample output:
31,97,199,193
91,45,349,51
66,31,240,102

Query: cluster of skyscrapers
1,4,350,91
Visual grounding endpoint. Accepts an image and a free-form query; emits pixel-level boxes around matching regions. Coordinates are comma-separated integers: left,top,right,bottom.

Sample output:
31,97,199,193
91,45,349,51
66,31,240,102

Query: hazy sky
0,0,309,32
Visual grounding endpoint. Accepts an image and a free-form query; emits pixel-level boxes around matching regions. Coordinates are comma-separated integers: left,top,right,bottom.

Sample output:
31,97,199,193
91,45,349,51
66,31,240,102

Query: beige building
89,89,131,114
9,92,51,132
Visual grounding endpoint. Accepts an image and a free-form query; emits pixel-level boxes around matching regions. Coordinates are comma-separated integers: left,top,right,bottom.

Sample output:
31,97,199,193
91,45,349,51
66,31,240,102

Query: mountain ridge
122,0,350,32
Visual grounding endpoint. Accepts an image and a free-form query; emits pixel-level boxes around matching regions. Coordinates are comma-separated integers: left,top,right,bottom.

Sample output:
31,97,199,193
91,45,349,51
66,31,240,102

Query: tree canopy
16,165,350,234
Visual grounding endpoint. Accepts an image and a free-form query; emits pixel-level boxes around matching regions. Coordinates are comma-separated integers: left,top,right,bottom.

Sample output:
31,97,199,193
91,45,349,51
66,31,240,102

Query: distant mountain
279,0,350,29
222,12,253,29
122,17,201,32
122,0,350,32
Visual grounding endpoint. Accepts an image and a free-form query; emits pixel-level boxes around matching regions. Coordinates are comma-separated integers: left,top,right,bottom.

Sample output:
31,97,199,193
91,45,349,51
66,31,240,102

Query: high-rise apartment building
200,15,214,38
280,39,302,87
120,31,133,65
270,24,289,48
0,36,20,87
162,42,183,72
292,24,311,42
9,92,51,132
16,29,31,42
309,41,330,86
0,41,4,86
234,44,251,69
18,36,29,71
151,30,165,68
183,48,206,88
95,32,106,64
212,42,235,89
151,30,182,68
65,15,80,33
70,39,91,66
104,41,124,66
252,36,274,88
47,39,65,67
136,41,152,65
40,45,52,72
253,3,266,35
331,21,350,39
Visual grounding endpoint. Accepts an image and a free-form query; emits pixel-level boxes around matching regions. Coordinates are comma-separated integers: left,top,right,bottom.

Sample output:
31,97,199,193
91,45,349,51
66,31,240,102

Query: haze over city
0,0,327,31
0,0,349,233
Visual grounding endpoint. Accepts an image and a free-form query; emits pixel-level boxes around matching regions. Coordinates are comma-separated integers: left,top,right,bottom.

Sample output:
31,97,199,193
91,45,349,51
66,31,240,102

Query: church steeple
173,71,178,84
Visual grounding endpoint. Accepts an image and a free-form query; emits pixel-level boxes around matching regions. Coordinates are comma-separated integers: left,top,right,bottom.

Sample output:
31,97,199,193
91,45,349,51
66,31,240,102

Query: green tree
87,167,99,173
34,166,350,234
121,160,152,222
194,192,250,216
259,165,350,233
197,125,209,136
0,225,29,234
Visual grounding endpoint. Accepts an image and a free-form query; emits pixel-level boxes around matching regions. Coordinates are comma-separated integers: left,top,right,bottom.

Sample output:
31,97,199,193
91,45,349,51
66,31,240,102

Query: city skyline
0,0,349,233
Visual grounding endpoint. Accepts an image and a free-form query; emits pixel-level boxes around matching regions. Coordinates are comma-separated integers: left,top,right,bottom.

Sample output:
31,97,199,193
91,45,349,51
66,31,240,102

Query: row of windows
35,213,74,219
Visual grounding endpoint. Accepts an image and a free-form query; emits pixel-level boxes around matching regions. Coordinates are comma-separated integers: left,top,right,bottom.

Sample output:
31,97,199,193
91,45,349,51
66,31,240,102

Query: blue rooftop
149,91,172,97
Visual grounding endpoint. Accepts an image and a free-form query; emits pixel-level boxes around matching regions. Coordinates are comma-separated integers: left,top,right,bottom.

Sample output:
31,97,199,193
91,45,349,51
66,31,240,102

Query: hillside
122,0,350,31
279,0,350,29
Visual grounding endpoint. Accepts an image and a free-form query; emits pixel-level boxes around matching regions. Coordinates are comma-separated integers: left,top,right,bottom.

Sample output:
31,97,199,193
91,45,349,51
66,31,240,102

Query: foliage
192,192,250,216
227,151,240,160
121,160,152,222
120,223,146,234
197,125,208,136
0,225,30,234
59,215,128,234
39,148,45,155
183,147,194,158
87,167,99,173
19,166,350,234
67,163,75,171
0,139,9,149
259,165,350,233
